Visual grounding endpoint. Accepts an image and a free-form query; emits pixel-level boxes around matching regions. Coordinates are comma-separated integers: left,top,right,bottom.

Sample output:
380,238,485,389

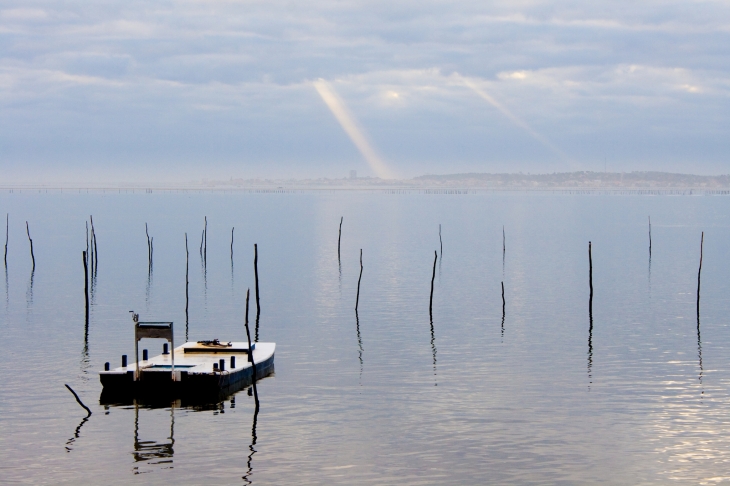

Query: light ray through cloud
313,79,395,179
457,75,570,162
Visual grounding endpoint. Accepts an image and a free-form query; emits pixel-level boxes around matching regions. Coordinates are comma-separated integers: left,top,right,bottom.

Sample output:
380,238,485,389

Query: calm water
1,191,730,484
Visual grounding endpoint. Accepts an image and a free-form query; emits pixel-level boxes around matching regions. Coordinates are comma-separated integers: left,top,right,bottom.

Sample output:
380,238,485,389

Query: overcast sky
1,0,729,182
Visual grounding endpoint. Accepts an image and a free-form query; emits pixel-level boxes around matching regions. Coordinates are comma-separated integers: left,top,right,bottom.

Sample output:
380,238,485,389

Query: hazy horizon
2,1,729,183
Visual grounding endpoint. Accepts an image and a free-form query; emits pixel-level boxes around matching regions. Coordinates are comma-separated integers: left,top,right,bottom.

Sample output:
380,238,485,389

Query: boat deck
100,341,275,399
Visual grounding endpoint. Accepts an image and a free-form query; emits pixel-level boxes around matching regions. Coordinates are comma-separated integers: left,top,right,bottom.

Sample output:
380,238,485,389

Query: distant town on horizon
4,171,730,192
207,171,730,191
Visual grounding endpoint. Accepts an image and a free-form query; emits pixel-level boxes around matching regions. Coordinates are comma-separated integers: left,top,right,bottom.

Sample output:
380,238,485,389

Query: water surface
1,191,730,484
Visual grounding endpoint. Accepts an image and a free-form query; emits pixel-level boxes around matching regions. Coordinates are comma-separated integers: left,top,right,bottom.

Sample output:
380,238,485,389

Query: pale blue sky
1,1,729,182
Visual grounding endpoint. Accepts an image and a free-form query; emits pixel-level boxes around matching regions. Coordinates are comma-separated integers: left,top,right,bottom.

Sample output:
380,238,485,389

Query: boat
99,313,275,400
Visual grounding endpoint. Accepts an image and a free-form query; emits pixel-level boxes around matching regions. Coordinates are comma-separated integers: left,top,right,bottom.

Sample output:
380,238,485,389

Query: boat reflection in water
133,402,175,472
100,378,270,476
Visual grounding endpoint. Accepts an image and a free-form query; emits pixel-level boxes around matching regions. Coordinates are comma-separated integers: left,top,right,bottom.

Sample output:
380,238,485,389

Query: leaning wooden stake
83,251,89,319
429,250,437,316
697,232,704,315
355,249,363,311
65,384,92,417
254,244,261,315
244,289,259,407
26,221,35,270
338,217,343,259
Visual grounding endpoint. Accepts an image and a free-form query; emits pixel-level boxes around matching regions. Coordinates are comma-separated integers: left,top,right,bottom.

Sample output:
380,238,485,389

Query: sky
1,0,730,183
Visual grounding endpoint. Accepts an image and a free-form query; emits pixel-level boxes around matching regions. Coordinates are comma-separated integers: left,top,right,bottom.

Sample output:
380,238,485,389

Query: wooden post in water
254,244,261,316
204,216,207,264
244,289,259,407
82,251,89,318
697,232,704,316
429,250,437,316
4,213,8,267
145,223,151,270
588,241,593,293
85,222,89,265
355,249,363,311
439,224,443,256
230,227,234,261
338,217,343,259
185,233,189,311
588,241,593,313
648,216,652,257
90,215,97,269
25,221,35,270
89,222,94,275
503,226,506,255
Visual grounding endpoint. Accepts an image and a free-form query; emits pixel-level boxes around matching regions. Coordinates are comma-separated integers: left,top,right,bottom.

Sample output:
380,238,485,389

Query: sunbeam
313,80,395,179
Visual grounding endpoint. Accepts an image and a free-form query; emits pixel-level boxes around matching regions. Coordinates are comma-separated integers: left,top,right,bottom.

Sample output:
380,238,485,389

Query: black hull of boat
99,354,274,404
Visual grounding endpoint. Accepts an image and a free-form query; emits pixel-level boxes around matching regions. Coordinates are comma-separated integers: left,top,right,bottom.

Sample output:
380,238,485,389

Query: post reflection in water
501,282,505,341
145,263,153,312
4,264,8,311
697,312,704,395
587,304,593,387
90,253,98,306
429,317,437,386
201,257,207,310
81,310,90,376
25,267,34,313
242,387,260,485
355,310,363,381
133,402,175,473
65,416,90,453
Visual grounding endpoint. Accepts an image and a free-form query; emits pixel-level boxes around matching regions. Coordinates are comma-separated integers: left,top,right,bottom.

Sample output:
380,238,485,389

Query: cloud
1,0,730,180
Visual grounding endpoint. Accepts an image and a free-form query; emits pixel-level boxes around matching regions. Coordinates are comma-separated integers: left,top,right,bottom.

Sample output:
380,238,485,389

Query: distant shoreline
3,171,730,193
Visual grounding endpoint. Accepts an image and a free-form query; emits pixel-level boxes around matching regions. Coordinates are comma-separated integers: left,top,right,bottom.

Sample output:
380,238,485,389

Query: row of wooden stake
81,217,263,341
349,216,702,323
4,214,36,270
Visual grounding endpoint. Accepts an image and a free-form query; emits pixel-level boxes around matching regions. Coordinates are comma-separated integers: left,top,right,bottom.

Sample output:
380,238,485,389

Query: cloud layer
1,0,730,182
